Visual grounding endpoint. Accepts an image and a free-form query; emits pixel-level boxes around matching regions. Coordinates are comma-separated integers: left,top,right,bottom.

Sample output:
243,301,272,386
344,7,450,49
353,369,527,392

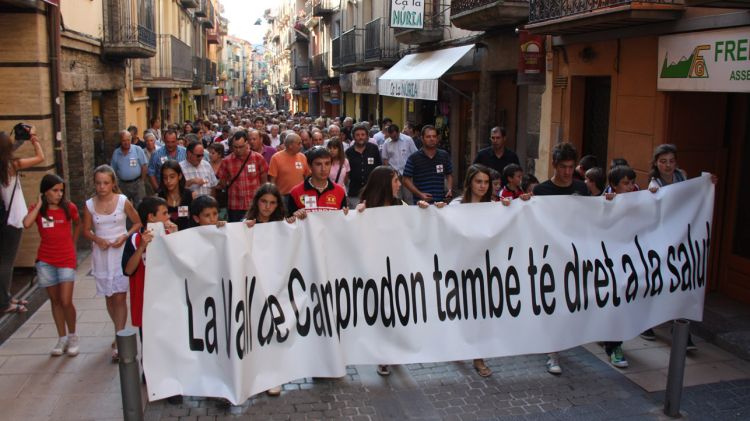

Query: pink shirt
329,159,350,188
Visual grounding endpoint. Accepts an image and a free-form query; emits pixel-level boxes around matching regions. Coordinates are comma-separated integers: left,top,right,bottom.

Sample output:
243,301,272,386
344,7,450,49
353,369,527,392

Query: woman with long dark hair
23,174,80,355
0,127,44,314
158,160,193,230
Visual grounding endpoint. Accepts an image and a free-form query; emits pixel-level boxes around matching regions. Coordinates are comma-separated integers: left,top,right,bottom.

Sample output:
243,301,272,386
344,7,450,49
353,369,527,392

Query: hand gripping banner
143,175,715,404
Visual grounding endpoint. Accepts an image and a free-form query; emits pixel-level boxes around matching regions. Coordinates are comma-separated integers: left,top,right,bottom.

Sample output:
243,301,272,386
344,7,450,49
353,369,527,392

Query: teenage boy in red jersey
286,147,347,218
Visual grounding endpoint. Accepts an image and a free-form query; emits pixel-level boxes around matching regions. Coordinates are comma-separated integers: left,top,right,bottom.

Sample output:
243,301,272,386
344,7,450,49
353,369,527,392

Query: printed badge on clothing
129,158,138,167
160,156,168,164
41,218,55,228
367,157,375,165
178,206,189,218
303,195,317,209
295,161,303,170
247,164,256,173
436,164,444,174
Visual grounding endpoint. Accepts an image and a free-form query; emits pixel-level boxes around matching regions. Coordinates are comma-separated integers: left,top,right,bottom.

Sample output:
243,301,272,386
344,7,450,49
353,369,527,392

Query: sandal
111,348,120,363
473,360,492,378
3,303,28,314
11,298,28,306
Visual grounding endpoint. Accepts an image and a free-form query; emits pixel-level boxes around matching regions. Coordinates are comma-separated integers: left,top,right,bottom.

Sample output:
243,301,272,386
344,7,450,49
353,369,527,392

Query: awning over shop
378,44,474,101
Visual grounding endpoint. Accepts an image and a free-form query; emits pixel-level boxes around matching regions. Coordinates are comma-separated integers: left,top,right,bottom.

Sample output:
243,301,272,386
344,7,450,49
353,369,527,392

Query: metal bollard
664,319,690,418
117,327,144,421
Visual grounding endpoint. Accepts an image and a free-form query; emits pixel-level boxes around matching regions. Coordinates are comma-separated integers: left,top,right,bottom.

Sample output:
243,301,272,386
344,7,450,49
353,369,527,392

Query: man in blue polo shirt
148,129,187,190
111,130,148,206
402,125,453,204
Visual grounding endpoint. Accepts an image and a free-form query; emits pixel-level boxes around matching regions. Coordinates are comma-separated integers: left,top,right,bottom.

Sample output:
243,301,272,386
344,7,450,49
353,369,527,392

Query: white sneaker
66,334,80,356
51,337,68,356
546,355,562,375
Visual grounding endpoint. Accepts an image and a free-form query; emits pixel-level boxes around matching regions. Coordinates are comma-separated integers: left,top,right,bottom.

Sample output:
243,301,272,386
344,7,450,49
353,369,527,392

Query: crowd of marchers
0,107,712,405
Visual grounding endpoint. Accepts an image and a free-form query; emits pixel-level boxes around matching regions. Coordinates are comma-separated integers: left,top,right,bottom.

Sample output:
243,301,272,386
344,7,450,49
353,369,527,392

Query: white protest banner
143,175,714,404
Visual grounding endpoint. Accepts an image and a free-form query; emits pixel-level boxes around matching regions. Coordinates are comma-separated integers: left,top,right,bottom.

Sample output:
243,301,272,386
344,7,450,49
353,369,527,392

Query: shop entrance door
719,93,750,303
582,77,610,165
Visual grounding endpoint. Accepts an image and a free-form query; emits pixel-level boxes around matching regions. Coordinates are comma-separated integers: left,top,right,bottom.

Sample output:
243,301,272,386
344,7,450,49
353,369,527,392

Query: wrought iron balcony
289,26,310,46
685,0,750,6
313,0,338,16
179,0,198,8
102,0,156,59
207,30,220,44
450,0,529,31
194,0,207,17
527,0,685,35
393,0,444,45
192,56,204,88
137,35,192,87
332,36,341,69
365,19,399,67
340,27,365,70
311,53,329,79
202,1,215,28
293,65,310,89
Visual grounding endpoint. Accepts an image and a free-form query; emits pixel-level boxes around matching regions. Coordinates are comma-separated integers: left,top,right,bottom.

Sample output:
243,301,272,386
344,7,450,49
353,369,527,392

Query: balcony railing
341,27,364,69
527,0,685,34
192,55,204,87
202,1,215,28
393,1,444,45
289,26,310,45
313,0,338,16
332,36,341,69
311,53,329,79
207,30,220,44
365,19,399,66
144,34,192,84
450,0,529,31
102,0,156,59
293,65,310,89
194,0,207,17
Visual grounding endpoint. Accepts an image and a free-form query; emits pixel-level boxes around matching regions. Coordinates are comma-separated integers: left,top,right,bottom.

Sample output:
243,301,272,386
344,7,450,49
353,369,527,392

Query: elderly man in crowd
111,129,148,206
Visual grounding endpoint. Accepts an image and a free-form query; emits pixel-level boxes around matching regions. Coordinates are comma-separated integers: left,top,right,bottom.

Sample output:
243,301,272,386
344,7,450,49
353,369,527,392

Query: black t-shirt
159,190,194,230
473,147,520,174
346,143,382,197
533,179,590,196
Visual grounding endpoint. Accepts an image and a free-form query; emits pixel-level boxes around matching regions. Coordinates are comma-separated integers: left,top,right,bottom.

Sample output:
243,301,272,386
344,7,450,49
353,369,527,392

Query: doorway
582,77,611,166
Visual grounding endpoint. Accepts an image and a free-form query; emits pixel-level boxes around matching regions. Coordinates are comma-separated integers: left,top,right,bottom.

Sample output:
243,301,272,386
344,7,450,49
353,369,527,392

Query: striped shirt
403,148,452,204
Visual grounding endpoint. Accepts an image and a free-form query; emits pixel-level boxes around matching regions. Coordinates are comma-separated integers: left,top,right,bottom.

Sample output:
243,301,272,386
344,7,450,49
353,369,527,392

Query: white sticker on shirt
129,158,138,167
367,157,374,165
436,164,444,174
178,206,189,218
42,218,55,228
295,161,303,170
303,195,317,209
160,156,168,164
247,164,256,173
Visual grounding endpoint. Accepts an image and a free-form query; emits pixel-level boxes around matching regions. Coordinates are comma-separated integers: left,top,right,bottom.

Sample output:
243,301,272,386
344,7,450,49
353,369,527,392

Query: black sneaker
640,328,656,341
686,335,697,352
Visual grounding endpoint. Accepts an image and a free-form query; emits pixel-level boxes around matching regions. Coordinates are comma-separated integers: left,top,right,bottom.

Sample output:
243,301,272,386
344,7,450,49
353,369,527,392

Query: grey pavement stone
146,347,750,420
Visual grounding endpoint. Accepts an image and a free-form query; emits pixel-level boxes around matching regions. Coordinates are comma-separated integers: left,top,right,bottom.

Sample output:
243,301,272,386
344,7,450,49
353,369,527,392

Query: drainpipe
47,2,64,177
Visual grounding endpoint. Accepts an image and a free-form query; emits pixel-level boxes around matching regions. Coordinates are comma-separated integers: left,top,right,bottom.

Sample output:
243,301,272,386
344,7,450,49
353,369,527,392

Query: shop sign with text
390,0,424,29
658,27,750,92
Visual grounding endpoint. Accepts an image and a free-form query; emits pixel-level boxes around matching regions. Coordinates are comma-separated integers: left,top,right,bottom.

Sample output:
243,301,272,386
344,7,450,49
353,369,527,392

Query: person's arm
381,143,389,166
445,174,454,200
112,200,142,248
71,207,81,246
81,204,110,250
123,232,152,276
22,194,43,229
147,153,160,190
14,134,44,170
403,176,430,200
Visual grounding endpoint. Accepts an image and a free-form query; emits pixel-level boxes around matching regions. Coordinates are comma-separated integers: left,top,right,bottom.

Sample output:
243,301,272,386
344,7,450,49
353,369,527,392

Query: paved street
1,254,750,420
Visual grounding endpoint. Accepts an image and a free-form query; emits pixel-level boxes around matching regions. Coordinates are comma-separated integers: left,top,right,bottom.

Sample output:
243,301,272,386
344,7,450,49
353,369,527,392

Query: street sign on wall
390,0,424,29
658,26,750,92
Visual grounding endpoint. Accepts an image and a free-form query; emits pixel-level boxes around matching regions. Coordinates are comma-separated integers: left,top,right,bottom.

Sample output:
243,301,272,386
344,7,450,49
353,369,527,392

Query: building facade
529,1,750,303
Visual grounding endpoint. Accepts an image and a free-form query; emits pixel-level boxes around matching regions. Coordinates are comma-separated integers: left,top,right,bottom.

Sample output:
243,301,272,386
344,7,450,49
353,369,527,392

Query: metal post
664,319,690,418
117,327,144,421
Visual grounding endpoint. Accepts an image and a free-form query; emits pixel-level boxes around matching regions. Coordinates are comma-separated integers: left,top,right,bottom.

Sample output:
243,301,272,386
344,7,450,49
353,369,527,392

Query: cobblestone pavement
144,346,750,420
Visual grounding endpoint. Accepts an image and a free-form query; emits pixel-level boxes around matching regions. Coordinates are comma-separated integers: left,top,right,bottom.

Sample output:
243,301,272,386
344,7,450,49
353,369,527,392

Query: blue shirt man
111,130,148,206
148,130,187,190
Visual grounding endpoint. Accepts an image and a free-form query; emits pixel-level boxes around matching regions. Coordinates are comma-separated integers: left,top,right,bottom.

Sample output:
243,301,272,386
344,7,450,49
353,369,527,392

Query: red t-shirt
34,203,79,268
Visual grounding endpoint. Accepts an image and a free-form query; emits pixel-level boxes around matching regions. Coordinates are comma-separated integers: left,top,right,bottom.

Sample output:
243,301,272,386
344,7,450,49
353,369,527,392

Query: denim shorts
35,261,76,288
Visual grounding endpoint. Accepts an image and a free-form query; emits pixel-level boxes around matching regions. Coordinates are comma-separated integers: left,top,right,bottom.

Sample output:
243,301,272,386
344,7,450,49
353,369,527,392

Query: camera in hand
12,123,31,141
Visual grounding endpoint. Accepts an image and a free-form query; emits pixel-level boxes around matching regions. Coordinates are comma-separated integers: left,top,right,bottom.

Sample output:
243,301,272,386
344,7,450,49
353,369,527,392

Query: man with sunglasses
180,141,218,197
